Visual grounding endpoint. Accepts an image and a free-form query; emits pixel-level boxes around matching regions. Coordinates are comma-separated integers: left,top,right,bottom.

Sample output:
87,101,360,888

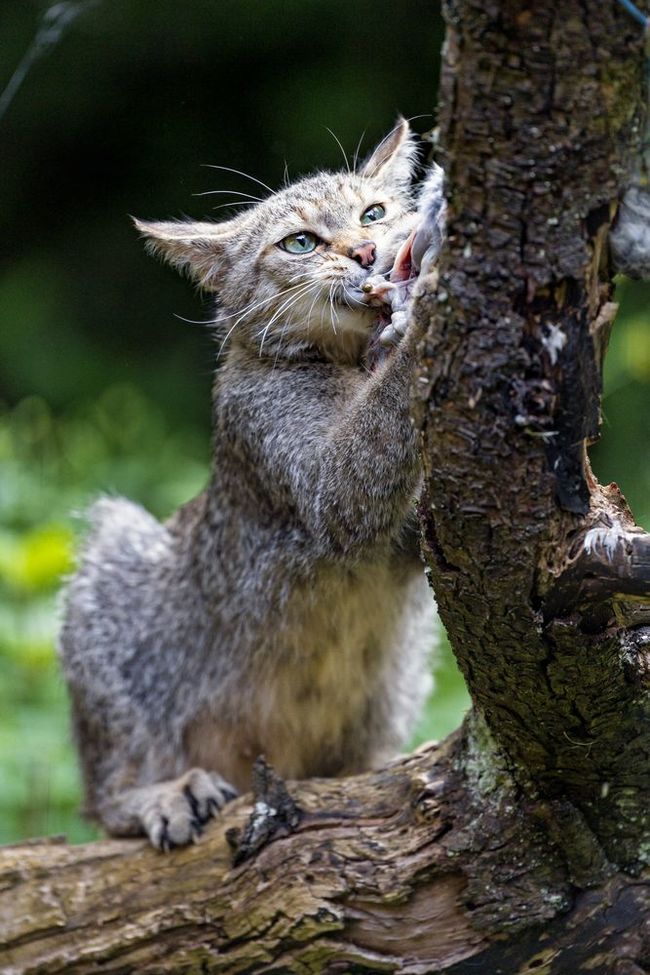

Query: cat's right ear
133,217,240,289
359,117,417,189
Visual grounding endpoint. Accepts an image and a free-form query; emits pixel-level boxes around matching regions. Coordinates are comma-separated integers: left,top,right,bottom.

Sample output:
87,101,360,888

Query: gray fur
59,119,442,849
610,184,650,279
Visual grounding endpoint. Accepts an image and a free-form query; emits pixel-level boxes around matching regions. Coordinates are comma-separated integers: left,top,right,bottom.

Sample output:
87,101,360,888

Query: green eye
278,231,320,254
360,204,385,225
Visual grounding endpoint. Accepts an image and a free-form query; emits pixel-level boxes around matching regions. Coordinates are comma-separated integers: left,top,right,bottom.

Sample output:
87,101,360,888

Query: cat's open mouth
345,229,417,313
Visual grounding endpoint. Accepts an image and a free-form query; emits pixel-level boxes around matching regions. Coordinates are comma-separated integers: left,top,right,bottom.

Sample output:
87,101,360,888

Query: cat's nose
348,241,376,268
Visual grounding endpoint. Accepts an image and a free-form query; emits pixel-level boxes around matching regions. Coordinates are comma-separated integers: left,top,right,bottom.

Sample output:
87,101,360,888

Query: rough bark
3,747,650,974
2,1,650,972
414,0,650,874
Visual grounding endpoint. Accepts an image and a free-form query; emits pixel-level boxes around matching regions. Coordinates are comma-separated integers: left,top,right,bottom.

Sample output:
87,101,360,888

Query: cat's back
59,495,174,670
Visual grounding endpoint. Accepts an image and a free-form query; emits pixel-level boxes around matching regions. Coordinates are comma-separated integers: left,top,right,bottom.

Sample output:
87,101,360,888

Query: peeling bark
1,1,650,971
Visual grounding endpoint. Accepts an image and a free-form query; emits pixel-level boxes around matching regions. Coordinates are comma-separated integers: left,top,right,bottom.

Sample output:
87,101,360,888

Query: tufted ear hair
359,117,418,188
133,216,244,290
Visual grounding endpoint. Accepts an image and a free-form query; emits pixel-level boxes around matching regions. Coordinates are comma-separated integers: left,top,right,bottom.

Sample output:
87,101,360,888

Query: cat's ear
359,117,417,188
133,217,242,289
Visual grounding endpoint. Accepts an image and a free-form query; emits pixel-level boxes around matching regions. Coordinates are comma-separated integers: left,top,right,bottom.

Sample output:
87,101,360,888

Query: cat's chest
185,559,410,787
249,560,405,769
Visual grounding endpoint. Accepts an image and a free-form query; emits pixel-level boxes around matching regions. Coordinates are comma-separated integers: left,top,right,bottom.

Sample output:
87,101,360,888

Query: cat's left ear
359,117,417,188
133,216,243,290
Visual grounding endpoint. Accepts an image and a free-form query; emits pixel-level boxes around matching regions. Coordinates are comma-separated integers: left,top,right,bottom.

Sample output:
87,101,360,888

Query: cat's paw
378,309,410,348
140,768,238,851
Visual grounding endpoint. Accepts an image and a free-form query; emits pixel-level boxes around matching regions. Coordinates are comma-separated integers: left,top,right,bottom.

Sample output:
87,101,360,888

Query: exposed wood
2,742,649,974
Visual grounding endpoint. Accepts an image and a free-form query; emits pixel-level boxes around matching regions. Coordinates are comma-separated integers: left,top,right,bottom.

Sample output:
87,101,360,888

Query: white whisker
194,189,263,202
274,283,319,367
325,127,350,174
259,283,314,336
305,287,321,329
272,320,291,369
352,130,366,172
211,201,259,212
257,284,314,356
328,282,339,335
213,279,316,356
218,279,312,325
201,164,274,196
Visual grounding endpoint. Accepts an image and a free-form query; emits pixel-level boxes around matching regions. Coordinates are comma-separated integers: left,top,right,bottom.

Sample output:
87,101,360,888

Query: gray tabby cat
59,118,444,850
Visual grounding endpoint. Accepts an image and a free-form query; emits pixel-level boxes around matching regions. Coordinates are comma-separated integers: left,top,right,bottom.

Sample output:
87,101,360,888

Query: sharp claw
183,784,202,821
159,829,171,853
206,796,221,817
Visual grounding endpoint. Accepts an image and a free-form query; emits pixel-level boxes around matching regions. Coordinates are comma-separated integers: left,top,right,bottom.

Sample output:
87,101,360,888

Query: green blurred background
0,1,647,845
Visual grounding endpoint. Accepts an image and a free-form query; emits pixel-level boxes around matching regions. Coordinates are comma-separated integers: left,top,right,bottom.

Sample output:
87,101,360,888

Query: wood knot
228,756,302,866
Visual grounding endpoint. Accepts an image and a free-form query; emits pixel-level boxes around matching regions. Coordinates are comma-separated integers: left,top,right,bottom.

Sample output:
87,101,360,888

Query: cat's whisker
296,283,320,326
286,271,314,285
343,284,361,308
257,284,314,356
319,289,329,330
212,201,259,212
179,298,260,330
218,279,312,325
332,282,341,323
328,282,340,335
255,283,314,339
272,282,318,368
201,164,274,196
352,130,367,172
194,189,264,202
325,127,351,174
272,320,291,370
265,283,315,334
305,287,322,329
175,312,219,327
333,286,344,323
300,285,322,349
216,281,315,356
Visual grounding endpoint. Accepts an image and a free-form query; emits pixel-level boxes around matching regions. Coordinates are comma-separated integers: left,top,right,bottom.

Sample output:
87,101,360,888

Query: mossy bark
2,1,650,972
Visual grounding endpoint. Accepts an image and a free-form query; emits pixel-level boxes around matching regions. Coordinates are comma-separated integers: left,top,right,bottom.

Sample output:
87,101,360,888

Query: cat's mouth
343,229,417,313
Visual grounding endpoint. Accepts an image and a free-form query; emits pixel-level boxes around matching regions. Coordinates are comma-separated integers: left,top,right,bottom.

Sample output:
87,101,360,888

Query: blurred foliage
591,278,650,526
0,1,647,846
0,389,209,843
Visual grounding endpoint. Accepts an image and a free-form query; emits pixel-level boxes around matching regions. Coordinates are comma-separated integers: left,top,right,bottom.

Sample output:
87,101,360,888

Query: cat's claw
140,768,238,851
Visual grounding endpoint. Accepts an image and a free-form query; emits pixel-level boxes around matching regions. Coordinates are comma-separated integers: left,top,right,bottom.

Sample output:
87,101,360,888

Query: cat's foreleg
314,321,426,553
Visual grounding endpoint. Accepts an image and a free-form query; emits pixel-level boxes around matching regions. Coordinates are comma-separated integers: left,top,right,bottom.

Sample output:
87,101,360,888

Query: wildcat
59,118,444,849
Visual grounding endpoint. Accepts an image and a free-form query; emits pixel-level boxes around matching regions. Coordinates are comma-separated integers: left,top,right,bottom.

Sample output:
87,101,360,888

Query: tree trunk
415,0,650,873
2,2,650,972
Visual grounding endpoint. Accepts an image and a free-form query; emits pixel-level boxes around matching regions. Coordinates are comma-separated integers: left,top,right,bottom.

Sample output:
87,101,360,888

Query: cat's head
135,118,419,361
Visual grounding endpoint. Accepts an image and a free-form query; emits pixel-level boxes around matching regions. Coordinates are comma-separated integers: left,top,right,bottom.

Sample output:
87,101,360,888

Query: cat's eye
360,204,386,225
278,231,320,254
